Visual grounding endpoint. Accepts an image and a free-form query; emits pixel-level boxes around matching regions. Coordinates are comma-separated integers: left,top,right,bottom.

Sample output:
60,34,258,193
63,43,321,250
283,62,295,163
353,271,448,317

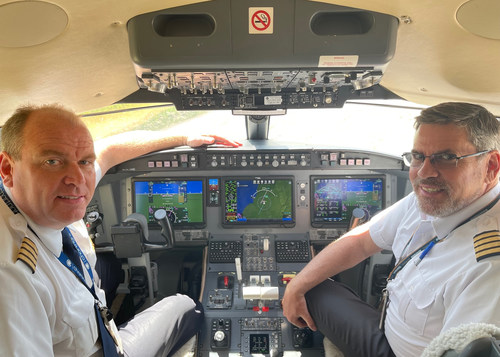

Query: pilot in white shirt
0,105,234,356
370,183,500,356
0,172,201,356
281,102,500,357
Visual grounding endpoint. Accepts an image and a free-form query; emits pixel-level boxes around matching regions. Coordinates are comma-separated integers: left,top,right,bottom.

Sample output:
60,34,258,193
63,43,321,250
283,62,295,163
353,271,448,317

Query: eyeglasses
402,150,491,168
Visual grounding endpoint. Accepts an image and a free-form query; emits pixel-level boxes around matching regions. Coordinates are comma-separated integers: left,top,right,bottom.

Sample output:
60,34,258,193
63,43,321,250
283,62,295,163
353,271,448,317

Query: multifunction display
223,177,294,226
311,176,384,226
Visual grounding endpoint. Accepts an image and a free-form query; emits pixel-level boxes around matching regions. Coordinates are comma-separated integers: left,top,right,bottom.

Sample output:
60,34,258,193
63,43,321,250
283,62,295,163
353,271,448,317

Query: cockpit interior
1,0,500,355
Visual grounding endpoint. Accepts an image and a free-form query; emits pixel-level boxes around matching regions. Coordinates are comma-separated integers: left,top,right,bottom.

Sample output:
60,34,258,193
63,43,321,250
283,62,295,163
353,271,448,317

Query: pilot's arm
282,225,381,330
94,131,241,175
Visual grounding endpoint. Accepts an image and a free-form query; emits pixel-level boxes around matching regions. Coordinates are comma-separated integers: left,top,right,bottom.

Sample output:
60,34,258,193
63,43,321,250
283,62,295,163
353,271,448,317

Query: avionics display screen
223,177,294,226
133,179,205,228
311,176,384,226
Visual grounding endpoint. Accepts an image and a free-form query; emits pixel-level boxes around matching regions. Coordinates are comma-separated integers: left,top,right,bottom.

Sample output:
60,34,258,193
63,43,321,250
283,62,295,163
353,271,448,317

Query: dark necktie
62,228,119,356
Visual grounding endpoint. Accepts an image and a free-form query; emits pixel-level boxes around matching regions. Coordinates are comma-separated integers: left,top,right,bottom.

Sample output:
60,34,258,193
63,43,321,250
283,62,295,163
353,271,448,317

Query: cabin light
0,1,68,48
456,0,500,40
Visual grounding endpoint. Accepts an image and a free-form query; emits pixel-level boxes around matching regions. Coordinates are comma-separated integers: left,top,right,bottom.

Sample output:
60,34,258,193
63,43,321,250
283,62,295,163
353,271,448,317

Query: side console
198,233,323,357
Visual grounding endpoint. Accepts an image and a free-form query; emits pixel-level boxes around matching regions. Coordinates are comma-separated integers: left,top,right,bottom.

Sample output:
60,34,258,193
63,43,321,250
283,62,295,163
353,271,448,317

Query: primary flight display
133,179,205,227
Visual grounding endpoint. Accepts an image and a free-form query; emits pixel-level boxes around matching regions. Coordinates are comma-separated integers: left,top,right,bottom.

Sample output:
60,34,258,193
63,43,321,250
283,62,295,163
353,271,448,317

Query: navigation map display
133,179,205,227
311,176,384,226
223,177,294,226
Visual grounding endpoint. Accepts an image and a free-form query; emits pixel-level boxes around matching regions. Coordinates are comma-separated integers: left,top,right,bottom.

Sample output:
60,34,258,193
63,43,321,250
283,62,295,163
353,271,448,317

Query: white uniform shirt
0,165,111,356
370,183,500,356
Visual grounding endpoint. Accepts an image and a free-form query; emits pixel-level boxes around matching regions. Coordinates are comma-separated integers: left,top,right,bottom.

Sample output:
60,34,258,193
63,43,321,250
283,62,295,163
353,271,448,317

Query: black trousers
305,279,395,357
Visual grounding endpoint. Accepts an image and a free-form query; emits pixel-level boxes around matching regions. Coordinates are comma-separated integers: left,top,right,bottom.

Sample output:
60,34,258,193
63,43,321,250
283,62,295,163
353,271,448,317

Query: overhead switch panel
127,0,399,110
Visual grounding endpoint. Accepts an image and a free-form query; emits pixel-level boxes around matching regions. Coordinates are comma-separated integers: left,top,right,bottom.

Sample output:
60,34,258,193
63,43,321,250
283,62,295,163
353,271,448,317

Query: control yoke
122,212,149,240
123,212,171,249
153,209,175,249
349,207,368,231
110,212,174,258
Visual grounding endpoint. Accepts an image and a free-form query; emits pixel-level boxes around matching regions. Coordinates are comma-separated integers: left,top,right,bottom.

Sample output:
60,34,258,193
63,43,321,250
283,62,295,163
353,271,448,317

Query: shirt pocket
62,284,99,355
398,277,437,336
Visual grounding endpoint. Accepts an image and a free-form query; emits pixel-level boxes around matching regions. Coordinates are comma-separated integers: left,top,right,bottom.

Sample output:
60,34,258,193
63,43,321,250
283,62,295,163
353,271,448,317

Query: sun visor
127,0,399,111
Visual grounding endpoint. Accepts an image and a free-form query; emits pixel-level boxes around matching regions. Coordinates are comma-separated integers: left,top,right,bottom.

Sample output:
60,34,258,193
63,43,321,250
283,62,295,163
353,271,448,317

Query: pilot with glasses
402,150,492,169
283,102,500,357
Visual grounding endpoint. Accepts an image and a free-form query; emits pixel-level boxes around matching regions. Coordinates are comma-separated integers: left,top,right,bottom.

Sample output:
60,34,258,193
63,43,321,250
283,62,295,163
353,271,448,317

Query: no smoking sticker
249,7,273,34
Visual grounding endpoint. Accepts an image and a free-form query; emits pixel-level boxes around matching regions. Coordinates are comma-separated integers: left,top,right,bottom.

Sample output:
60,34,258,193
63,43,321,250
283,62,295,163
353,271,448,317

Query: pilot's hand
187,135,242,148
282,282,317,331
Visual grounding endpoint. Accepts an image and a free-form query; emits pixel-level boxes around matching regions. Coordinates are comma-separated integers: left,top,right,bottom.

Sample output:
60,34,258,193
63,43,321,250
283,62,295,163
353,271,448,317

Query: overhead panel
127,0,399,111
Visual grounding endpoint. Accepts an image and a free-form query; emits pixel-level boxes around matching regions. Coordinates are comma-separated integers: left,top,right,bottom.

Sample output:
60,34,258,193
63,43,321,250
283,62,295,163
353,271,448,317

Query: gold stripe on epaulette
473,230,500,262
16,237,38,274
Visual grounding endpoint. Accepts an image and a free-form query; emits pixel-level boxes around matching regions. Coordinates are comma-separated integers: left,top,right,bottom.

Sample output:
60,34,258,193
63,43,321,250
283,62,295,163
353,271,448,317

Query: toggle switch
217,275,234,289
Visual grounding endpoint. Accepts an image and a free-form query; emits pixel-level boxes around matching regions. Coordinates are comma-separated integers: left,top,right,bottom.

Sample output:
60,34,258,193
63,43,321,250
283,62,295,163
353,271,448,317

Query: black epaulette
473,230,500,262
16,237,38,274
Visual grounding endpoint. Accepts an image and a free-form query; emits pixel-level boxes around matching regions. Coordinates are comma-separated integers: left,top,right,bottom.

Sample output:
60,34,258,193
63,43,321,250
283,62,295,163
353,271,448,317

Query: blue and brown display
311,176,384,225
223,177,294,225
133,179,205,227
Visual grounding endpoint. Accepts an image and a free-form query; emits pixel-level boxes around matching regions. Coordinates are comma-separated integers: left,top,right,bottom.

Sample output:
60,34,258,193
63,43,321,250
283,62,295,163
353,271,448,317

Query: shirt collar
4,185,63,256
431,182,500,239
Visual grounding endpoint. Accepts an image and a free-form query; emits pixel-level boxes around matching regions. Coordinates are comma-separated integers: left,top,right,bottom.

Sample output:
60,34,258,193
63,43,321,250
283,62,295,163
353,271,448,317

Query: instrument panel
89,144,408,357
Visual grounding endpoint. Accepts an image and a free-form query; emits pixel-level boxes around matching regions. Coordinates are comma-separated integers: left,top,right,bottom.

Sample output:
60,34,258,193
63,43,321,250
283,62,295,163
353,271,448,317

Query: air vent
310,11,374,36
153,14,215,37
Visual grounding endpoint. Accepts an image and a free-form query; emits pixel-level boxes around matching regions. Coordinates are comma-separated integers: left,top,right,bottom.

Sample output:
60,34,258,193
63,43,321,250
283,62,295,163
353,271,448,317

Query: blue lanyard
0,180,20,214
388,236,438,280
414,239,436,265
57,229,95,293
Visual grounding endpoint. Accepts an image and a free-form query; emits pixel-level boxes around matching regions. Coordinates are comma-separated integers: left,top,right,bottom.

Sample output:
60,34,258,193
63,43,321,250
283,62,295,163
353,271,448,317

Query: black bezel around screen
132,177,206,229
222,176,295,227
310,175,385,228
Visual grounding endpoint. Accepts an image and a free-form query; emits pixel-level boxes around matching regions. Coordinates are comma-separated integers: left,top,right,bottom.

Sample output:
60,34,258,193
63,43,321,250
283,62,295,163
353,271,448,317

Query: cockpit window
80,100,423,156
80,103,204,140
